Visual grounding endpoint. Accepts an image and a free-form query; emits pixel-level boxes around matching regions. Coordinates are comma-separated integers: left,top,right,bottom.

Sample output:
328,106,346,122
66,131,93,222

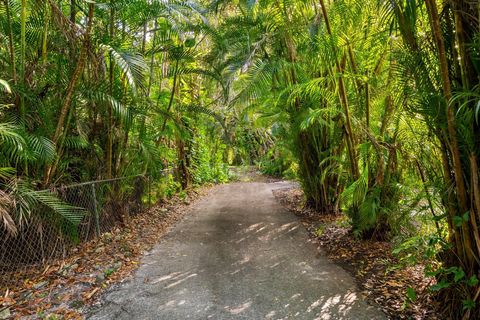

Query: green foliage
0,0,231,242
1,0,480,315
257,145,296,179
191,131,229,184
154,174,181,199
406,287,416,302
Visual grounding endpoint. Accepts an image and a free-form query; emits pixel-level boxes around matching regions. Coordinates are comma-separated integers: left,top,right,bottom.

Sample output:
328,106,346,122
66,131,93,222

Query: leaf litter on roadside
0,185,215,319
273,187,439,320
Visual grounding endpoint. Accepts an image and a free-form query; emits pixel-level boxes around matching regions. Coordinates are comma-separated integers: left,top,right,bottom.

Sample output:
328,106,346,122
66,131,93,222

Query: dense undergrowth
1,0,480,318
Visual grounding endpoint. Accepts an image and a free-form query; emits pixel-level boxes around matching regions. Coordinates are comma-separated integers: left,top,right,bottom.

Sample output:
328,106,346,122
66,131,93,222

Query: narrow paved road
88,182,385,320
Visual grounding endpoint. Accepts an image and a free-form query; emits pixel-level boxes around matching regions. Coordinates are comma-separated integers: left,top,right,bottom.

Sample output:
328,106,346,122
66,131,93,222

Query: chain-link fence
0,173,166,286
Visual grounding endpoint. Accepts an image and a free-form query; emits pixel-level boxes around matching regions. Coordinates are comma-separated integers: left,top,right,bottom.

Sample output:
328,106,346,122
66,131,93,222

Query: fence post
91,183,101,237
148,175,151,206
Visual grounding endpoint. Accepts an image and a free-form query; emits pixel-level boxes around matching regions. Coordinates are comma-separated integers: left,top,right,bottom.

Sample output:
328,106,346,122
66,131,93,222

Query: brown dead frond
47,0,82,45
0,189,18,237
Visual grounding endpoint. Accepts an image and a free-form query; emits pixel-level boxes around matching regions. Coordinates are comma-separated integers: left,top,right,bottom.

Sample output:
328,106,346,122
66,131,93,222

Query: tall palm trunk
4,0,17,84
45,3,95,185
20,0,26,120
319,0,358,179
160,59,179,132
147,19,158,97
106,0,115,179
42,1,50,66
70,0,76,23
425,0,473,264
51,3,94,143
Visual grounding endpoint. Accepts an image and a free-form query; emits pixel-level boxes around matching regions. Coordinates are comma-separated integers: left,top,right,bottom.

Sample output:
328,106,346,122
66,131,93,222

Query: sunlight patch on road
232,255,251,266
245,223,263,232
307,299,323,313
165,273,198,289
151,272,182,284
265,310,276,318
225,300,252,314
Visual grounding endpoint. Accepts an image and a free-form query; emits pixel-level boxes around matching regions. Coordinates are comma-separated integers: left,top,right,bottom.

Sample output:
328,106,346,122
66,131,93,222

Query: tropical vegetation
1,0,480,317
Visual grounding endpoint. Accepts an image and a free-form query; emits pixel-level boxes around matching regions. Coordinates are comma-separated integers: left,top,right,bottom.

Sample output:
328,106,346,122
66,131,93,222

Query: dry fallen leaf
84,288,100,300
1,185,214,318
273,187,440,320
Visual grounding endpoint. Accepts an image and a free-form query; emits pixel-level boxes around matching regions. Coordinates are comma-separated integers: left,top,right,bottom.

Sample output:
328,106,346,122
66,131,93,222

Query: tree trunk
45,3,94,185
425,0,468,215
160,59,179,132
147,19,158,97
20,0,26,120
4,0,17,84
319,0,358,179
425,0,474,268
106,0,115,179
42,1,50,66
70,0,76,23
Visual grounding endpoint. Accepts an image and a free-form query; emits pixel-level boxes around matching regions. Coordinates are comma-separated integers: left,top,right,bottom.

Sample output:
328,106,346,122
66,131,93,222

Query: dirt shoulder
273,185,439,320
0,184,216,319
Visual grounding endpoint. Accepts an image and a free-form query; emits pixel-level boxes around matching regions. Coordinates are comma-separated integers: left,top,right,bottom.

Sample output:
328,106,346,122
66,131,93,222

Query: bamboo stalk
4,0,17,84
147,19,158,97
160,59,180,132
469,154,480,259
42,1,50,66
470,154,480,224
415,160,442,236
70,0,76,23
319,0,358,179
424,0,468,215
45,3,95,185
347,43,362,93
425,0,475,270
51,3,94,144
106,0,115,179
20,0,26,119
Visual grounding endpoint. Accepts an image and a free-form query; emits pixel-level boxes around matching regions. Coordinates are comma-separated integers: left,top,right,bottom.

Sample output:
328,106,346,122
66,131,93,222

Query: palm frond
99,44,147,93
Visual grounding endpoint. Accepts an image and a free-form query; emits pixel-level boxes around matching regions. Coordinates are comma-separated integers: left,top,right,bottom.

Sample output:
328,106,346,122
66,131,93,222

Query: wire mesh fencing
0,173,163,286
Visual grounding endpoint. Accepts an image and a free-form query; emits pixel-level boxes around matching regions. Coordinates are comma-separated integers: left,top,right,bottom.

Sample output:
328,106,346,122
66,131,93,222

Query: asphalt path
88,181,385,320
